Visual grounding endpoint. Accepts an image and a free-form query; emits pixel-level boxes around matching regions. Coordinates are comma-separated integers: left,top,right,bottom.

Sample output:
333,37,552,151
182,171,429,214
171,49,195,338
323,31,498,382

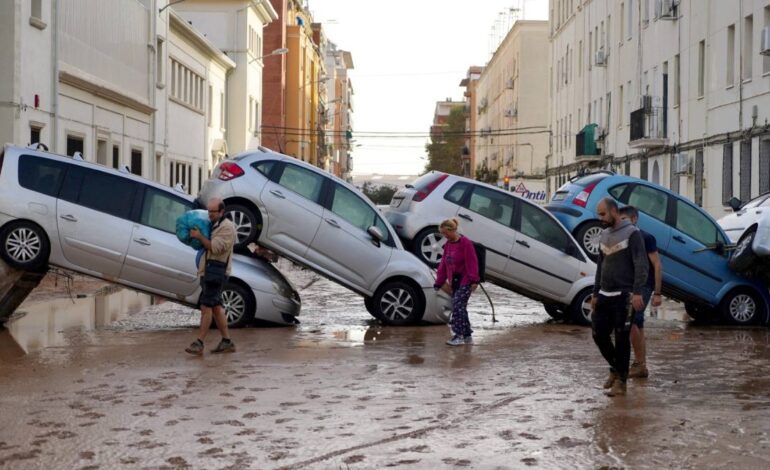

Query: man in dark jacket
590,197,649,396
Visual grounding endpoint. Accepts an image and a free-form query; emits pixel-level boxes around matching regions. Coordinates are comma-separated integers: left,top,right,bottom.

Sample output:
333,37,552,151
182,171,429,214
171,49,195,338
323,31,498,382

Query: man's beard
600,216,615,228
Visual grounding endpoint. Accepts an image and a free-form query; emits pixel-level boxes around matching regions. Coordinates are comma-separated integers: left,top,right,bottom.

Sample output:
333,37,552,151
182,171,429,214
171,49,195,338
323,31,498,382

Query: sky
308,0,549,176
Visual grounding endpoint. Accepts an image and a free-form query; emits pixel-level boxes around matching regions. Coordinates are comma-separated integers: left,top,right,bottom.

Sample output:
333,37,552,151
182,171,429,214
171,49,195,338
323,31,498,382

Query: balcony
629,106,668,149
575,123,602,161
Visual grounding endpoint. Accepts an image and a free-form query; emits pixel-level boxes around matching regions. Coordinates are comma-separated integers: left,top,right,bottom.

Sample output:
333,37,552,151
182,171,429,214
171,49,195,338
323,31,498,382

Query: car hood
231,254,298,293
717,211,751,243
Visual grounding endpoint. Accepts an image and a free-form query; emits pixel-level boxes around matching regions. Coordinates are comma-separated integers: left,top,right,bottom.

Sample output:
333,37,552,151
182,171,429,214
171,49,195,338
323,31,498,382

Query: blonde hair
439,218,459,232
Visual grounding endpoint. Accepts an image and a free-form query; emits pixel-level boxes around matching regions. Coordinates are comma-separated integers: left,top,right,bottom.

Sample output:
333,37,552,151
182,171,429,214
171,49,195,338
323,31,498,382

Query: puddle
3,288,152,355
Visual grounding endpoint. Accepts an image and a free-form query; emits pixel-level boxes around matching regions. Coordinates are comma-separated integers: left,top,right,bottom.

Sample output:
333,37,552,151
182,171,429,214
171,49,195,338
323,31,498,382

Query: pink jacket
434,236,480,288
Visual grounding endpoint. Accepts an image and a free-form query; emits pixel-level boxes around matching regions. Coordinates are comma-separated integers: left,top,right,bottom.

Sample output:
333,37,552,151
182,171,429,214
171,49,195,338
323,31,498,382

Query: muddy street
1,264,769,469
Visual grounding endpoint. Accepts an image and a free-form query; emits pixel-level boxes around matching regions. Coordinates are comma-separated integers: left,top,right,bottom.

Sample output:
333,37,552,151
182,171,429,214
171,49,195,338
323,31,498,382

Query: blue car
545,171,770,325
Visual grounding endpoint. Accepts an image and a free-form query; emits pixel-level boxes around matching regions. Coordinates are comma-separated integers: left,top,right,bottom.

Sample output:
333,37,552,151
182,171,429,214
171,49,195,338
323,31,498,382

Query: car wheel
412,228,446,268
221,281,255,328
543,303,564,320
373,281,424,326
226,204,260,250
364,296,382,320
684,302,712,322
720,288,763,325
729,229,758,273
575,222,603,261
0,221,50,272
570,288,594,326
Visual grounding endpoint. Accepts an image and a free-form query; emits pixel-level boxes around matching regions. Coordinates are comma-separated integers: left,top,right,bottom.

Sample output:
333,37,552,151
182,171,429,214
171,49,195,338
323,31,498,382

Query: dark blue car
545,172,770,325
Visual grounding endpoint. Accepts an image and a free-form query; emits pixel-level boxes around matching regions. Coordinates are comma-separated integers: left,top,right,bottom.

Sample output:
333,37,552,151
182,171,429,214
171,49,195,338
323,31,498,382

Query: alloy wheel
228,210,253,244
582,226,603,256
379,288,415,321
222,289,247,324
5,227,42,263
420,232,446,264
729,294,756,323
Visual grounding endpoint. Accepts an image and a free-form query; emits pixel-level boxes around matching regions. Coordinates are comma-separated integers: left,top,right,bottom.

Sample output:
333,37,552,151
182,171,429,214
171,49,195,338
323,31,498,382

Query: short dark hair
600,197,618,212
218,200,226,212
619,206,639,219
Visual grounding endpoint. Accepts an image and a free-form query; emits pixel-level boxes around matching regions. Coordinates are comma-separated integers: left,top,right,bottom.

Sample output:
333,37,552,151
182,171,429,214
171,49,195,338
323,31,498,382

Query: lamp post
248,47,288,65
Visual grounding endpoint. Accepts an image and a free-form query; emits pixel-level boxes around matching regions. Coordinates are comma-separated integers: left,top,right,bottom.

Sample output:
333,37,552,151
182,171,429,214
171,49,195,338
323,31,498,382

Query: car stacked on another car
546,171,770,325
718,194,770,276
197,148,451,326
383,172,597,325
0,144,300,328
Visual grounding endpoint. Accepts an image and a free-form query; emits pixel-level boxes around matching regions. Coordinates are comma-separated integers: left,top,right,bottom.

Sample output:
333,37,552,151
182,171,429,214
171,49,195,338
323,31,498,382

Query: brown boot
605,380,627,397
629,362,649,378
603,371,618,389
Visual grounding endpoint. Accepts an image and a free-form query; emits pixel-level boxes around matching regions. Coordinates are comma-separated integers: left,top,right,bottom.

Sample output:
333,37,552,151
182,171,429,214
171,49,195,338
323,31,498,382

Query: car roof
5,143,194,202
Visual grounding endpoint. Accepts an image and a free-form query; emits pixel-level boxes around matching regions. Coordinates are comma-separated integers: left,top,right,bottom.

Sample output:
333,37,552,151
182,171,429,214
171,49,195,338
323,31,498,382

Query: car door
56,166,137,279
260,162,325,258
455,184,516,278
308,182,393,292
119,186,199,298
509,200,581,299
666,198,729,302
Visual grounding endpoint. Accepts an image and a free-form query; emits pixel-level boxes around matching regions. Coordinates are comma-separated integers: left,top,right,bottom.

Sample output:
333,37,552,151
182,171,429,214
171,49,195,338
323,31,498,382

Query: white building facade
550,0,770,218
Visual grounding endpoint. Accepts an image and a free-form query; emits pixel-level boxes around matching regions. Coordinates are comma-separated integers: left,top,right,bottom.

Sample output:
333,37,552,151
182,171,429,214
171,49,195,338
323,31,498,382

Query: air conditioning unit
761,27,770,56
504,107,518,118
595,48,607,66
674,152,692,175
506,77,514,89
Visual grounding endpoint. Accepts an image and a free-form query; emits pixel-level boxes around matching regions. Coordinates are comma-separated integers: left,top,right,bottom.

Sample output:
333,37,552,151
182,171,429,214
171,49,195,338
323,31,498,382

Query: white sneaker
446,336,464,346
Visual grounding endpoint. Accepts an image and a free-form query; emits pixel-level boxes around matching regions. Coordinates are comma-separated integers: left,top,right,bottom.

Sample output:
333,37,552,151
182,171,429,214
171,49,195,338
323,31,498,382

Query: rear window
569,173,609,187
411,172,446,192
18,154,67,197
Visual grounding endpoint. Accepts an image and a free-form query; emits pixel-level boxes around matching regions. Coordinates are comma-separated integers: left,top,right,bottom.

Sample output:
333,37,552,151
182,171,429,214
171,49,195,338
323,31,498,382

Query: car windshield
568,173,609,187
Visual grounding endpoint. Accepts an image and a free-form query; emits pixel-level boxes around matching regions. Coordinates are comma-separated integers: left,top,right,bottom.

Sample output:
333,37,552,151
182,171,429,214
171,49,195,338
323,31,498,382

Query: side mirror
728,197,742,212
367,226,384,246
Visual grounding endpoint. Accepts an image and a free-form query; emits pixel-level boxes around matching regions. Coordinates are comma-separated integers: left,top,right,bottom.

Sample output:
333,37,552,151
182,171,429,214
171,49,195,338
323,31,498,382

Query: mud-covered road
1,263,769,469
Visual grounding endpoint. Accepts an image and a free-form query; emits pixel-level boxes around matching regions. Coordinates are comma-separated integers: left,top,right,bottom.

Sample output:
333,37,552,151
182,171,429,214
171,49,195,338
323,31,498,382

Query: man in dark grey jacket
590,197,649,397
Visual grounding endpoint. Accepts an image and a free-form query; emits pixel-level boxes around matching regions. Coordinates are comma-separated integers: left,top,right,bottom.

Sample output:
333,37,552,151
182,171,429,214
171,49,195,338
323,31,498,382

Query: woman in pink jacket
433,218,479,346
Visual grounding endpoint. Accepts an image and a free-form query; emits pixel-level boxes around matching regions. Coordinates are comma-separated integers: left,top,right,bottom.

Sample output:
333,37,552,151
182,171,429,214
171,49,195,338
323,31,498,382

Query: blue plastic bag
176,209,211,250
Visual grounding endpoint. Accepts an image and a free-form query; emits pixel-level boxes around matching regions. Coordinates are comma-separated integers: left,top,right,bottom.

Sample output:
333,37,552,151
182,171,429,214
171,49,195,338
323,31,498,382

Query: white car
383,172,597,325
719,194,770,272
197,148,451,326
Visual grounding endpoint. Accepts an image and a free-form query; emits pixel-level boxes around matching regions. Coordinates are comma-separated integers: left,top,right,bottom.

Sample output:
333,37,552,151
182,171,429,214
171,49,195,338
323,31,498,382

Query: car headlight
272,282,290,297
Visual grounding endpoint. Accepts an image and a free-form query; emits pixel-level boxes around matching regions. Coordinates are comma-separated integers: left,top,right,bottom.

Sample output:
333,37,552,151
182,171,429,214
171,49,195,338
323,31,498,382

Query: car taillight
572,181,599,208
412,174,448,202
218,162,244,181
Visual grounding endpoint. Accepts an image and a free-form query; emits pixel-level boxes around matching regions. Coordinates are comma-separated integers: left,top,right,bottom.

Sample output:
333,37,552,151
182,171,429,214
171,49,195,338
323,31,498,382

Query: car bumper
252,288,301,325
546,204,592,231
421,287,452,324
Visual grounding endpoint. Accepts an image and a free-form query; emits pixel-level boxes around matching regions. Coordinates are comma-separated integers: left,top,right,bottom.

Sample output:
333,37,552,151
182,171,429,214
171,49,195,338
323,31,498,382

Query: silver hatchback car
0,144,300,327
384,172,597,325
197,148,451,326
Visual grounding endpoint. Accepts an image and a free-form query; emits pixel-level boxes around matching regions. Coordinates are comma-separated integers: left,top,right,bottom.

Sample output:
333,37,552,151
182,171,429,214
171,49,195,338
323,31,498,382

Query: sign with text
499,179,548,205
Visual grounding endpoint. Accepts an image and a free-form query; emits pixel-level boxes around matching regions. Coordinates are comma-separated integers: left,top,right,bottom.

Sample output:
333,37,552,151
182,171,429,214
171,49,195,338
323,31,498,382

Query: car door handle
59,214,77,222
325,218,340,228
516,240,530,248
458,213,473,222
673,235,686,244
269,189,286,199
133,238,151,246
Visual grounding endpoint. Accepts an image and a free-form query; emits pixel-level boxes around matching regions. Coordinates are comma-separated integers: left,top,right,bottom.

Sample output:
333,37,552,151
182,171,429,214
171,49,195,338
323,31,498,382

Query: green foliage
474,165,498,184
424,106,466,175
360,181,398,205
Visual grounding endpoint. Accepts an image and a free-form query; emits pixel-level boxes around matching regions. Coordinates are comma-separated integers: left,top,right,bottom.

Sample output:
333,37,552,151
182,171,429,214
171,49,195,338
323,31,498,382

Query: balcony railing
629,106,668,148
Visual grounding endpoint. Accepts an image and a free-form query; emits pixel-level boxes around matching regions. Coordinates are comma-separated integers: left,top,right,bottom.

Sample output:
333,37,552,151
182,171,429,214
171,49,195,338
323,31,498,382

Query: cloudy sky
308,0,549,175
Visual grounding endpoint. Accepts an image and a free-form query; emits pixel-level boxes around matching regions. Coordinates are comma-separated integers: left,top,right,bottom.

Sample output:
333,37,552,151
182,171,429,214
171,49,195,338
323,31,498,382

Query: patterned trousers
450,285,473,337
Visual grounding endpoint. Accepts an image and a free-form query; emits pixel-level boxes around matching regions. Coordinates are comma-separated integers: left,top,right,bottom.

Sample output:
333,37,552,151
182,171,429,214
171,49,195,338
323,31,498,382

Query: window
156,38,165,86
670,155,680,193
643,0,649,23
608,184,628,200
640,157,648,181
169,160,192,192
64,167,138,219
112,145,120,169
31,0,42,19
254,100,260,136
627,0,633,40
66,135,83,157
675,201,718,246
30,126,41,145
674,54,680,106
627,185,668,221
466,186,515,227
727,24,735,86
764,7,770,74
251,160,276,178
620,3,625,42
698,40,705,97
519,203,572,253
740,140,752,202
169,58,205,112
578,40,583,76
277,164,324,202
329,184,390,244
248,97,255,131
694,149,704,206
18,155,66,197
220,91,225,129
208,85,213,127
618,85,624,128
606,92,612,128
760,138,770,195
722,143,733,204
444,183,469,204
743,15,753,80
131,149,143,176
140,188,192,233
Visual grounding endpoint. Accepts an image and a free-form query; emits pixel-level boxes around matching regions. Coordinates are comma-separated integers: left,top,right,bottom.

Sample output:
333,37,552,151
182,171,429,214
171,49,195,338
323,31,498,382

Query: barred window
170,58,205,112
740,140,752,203
722,143,733,204
640,157,648,181
760,138,770,195
694,149,704,206
670,155,679,193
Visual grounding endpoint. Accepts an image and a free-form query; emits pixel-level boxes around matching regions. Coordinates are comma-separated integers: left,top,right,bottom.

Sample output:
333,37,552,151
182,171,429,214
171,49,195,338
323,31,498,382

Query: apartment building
550,0,770,217
459,66,484,178
325,41,355,180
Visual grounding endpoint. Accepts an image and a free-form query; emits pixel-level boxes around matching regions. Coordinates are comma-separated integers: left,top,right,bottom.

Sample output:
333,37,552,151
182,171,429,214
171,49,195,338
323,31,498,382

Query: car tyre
0,221,50,272
364,296,383,320
220,281,255,328
684,301,712,322
570,288,594,326
226,204,261,250
373,281,424,326
543,303,565,320
719,288,763,325
575,222,604,261
728,229,758,273
412,228,445,268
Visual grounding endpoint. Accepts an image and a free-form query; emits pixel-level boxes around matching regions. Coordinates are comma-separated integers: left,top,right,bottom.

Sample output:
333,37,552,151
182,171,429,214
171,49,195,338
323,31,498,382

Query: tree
424,106,466,175
360,181,398,205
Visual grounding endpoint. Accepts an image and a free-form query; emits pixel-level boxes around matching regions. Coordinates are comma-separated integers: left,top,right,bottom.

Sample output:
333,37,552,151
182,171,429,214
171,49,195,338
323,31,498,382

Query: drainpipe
150,0,158,180
51,0,59,151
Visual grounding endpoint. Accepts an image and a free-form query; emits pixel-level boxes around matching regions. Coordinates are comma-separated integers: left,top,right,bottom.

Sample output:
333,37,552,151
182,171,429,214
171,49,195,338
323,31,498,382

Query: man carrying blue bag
181,198,237,356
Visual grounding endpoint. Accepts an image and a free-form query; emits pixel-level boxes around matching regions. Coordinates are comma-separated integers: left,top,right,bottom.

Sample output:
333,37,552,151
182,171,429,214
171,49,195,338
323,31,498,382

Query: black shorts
199,261,227,308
